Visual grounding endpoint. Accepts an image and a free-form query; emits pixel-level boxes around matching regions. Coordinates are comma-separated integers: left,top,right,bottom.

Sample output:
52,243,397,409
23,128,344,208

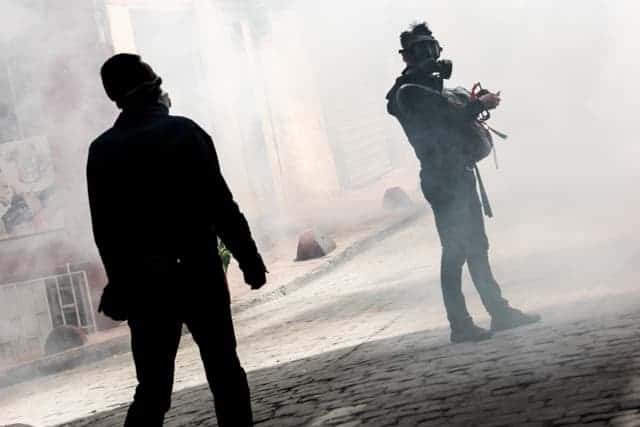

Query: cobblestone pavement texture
0,215,639,426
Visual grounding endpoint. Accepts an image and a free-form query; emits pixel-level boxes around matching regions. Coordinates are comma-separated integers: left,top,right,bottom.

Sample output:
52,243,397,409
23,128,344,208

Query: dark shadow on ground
60,307,640,427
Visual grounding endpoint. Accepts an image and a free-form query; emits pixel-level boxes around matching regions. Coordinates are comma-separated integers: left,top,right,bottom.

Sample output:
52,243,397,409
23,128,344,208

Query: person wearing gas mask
87,54,266,426
386,23,540,343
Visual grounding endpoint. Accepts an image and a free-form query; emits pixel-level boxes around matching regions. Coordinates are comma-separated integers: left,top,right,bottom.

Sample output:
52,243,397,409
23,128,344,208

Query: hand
98,282,129,321
479,91,501,110
242,262,268,290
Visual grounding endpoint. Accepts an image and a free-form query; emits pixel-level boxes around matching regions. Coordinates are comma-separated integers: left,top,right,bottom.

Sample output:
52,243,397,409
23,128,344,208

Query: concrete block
295,229,336,261
382,187,414,211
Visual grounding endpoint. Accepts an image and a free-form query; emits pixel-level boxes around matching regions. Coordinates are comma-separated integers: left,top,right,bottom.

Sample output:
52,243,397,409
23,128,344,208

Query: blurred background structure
0,0,413,367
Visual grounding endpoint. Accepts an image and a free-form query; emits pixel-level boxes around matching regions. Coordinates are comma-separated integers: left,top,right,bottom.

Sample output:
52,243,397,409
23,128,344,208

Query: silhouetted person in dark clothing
386,23,540,343
88,53,266,426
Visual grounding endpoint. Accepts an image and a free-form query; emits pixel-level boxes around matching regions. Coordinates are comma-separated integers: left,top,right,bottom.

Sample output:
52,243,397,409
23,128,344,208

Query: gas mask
419,57,453,80
411,37,452,80
401,32,453,80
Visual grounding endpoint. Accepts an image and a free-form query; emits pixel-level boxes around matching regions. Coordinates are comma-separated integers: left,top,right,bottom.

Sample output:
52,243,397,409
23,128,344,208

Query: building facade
0,0,408,365
0,0,114,365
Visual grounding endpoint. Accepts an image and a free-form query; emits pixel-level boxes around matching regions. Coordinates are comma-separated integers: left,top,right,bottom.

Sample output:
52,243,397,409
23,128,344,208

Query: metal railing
0,267,96,362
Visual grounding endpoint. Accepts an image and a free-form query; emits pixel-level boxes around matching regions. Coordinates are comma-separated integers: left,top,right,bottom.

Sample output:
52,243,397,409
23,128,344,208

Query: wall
0,0,114,329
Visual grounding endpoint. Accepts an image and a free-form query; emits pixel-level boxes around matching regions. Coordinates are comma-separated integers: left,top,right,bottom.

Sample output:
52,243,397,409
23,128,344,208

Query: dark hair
399,22,439,64
400,22,432,50
410,22,432,37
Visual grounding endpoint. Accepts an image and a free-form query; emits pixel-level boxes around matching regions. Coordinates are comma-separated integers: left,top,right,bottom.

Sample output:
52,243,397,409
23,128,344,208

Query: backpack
443,87,494,163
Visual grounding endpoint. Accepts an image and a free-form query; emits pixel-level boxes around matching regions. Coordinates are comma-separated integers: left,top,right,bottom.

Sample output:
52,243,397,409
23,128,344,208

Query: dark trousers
123,261,252,427
428,172,508,328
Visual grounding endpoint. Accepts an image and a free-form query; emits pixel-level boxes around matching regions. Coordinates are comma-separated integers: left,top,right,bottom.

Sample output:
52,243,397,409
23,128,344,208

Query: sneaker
450,323,493,343
491,307,541,332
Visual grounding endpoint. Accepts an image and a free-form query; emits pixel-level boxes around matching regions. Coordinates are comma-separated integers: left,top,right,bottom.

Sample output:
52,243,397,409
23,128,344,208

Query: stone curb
0,334,131,389
231,207,426,315
0,208,426,390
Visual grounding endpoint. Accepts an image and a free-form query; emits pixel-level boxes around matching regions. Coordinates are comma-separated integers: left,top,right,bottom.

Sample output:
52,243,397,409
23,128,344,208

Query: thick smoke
0,1,112,272
0,1,639,425
0,0,638,370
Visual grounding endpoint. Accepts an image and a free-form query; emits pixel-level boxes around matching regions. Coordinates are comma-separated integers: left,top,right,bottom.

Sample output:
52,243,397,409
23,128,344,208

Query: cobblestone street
1,215,639,426
67,304,640,427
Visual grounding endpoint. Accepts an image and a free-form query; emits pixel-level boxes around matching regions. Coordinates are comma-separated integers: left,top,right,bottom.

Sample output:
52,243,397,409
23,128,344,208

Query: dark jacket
87,104,264,285
386,67,486,205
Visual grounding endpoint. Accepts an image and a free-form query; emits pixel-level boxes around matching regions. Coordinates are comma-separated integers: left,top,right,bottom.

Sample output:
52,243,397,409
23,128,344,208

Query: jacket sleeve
395,83,484,126
186,124,265,273
394,84,472,205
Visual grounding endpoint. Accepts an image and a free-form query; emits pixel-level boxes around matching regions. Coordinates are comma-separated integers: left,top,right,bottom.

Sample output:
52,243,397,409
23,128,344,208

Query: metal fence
0,268,96,362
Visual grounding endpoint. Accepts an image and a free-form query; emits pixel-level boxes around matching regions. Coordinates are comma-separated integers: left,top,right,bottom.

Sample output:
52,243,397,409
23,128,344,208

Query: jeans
428,172,508,328
122,259,253,427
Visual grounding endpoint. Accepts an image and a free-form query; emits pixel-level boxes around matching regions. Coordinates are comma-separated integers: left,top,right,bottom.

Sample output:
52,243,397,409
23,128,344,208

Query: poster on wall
0,136,63,240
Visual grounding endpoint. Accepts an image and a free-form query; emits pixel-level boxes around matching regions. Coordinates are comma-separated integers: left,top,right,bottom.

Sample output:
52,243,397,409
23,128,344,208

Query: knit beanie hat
100,53,161,103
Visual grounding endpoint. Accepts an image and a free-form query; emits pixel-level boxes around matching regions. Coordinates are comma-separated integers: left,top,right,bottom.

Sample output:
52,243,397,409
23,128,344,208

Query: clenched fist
241,257,268,290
